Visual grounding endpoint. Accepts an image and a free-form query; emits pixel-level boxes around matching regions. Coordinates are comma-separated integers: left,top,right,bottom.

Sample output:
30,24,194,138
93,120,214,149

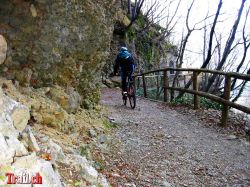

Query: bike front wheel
123,95,127,106
128,83,136,109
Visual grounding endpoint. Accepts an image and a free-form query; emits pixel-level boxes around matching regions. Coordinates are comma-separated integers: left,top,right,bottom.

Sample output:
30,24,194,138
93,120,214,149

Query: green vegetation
171,94,193,106
137,87,223,110
172,95,223,110
200,97,223,110
79,145,91,159
127,27,137,40
102,119,118,129
93,161,105,171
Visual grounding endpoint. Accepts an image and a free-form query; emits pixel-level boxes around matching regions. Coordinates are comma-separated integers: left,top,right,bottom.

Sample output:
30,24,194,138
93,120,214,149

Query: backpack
118,50,133,66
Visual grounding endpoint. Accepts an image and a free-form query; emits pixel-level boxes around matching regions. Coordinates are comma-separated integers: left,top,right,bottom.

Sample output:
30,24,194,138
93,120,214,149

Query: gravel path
100,88,250,187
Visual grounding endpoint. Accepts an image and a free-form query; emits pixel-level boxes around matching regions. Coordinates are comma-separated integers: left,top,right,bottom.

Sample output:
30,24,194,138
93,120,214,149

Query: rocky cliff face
0,84,110,186
0,0,117,107
0,1,120,185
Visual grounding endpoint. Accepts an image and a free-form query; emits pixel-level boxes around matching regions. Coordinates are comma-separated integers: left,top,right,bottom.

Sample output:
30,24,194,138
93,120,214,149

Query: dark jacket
114,49,134,74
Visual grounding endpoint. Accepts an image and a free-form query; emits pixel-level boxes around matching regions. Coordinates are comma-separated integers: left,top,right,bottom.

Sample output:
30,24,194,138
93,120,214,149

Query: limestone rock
0,132,28,165
0,133,15,165
23,126,40,152
47,86,81,113
0,35,7,64
12,153,63,187
30,4,37,17
66,87,81,113
11,106,30,132
0,89,30,135
0,112,19,139
98,134,108,144
0,88,30,133
73,155,98,184
0,1,118,105
27,88,74,132
5,135,28,157
47,86,69,110
88,128,97,138
227,135,237,140
116,9,130,26
97,174,110,187
14,68,33,87
49,140,66,164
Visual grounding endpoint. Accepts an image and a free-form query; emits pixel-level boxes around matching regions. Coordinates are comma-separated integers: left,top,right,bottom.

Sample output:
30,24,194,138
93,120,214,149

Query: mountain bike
123,76,136,109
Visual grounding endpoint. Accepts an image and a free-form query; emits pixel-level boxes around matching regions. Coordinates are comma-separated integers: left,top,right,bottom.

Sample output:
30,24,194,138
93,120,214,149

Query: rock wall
0,84,110,186
0,0,117,107
0,88,63,186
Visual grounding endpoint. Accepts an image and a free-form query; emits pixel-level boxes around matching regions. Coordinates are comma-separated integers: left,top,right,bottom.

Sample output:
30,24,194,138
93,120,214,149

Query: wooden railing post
193,71,200,109
221,75,231,126
163,70,169,102
142,75,147,98
156,72,159,99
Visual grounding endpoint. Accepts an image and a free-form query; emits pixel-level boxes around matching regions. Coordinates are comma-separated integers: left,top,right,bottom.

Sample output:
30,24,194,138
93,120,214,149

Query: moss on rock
0,0,118,106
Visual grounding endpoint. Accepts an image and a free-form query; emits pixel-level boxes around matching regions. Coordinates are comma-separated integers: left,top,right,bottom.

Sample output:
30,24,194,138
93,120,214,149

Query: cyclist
113,47,135,95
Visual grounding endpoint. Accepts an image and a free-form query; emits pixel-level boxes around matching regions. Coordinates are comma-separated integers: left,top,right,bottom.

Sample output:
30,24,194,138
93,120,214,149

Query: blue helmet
120,47,128,51
118,47,130,59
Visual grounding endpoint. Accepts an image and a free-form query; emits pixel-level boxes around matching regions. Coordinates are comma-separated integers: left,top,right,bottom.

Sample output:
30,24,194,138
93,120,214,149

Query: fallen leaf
40,153,52,161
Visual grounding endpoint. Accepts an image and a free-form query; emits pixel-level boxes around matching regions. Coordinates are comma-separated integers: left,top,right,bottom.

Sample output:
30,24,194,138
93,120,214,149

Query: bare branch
177,0,223,98
205,0,247,92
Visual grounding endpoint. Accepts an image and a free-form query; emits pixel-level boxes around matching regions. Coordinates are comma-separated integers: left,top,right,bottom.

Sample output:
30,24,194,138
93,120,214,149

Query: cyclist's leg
121,68,127,92
128,64,135,81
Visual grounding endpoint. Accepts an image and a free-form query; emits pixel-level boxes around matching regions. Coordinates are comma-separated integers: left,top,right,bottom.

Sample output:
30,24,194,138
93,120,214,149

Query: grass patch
172,95,223,110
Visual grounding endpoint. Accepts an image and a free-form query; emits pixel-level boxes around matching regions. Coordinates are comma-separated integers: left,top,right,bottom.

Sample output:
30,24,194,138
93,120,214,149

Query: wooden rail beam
134,68,250,81
164,86,250,114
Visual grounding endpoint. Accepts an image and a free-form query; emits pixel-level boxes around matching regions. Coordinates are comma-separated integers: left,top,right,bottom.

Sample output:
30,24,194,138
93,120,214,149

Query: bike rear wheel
129,94,136,109
128,83,136,109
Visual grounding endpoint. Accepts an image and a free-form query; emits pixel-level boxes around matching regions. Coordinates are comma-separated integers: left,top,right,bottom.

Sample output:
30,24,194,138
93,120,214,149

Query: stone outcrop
0,35,7,64
48,140,67,164
0,85,111,186
0,88,30,135
22,126,41,152
0,87,64,186
0,0,118,107
12,153,63,187
46,85,81,113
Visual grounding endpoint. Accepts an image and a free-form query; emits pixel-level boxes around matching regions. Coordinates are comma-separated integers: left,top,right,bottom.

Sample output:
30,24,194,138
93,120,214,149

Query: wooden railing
134,68,250,126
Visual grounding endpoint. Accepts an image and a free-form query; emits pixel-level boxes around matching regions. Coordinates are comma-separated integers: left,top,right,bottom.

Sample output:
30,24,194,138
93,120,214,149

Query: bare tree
125,0,145,30
176,0,223,99
231,6,250,91
232,68,250,102
204,0,247,92
139,0,182,35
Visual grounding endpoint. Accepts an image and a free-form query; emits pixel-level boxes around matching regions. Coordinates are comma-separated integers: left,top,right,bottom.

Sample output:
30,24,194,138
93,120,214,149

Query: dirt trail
100,88,250,187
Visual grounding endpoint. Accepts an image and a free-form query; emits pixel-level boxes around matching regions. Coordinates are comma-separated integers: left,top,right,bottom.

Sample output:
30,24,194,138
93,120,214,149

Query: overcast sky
143,0,250,68
141,0,250,105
